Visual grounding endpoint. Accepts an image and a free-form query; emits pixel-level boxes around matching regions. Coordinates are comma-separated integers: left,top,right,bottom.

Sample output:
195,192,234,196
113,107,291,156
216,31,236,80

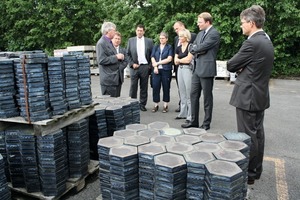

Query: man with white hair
96,22,126,97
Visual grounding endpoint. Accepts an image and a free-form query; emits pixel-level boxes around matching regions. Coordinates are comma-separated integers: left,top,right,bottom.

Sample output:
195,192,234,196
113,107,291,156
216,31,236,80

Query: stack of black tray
154,153,187,200
138,143,166,199
109,145,139,200
115,101,133,126
77,56,92,105
47,57,68,116
63,55,81,110
193,142,222,153
105,105,125,136
124,135,150,147
37,129,67,196
166,142,194,155
0,59,19,118
199,133,226,144
67,118,90,178
150,135,176,145
223,132,251,154
147,121,169,132
19,128,40,193
137,129,160,139
0,131,9,180
128,99,140,124
5,129,25,188
175,134,201,145
213,149,249,199
113,129,137,138
89,104,108,159
182,127,207,136
97,136,124,199
15,53,51,122
125,123,147,132
184,151,216,199
0,154,11,200
204,160,244,200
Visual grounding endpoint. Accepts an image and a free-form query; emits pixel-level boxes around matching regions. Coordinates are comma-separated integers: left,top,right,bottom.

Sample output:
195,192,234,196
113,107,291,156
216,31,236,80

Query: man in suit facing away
96,22,126,97
127,24,153,111
181,12,220,130
227,5,274,185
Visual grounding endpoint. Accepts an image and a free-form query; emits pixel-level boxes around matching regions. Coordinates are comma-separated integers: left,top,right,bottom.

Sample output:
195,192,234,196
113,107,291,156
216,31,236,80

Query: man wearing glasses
227,5,274,185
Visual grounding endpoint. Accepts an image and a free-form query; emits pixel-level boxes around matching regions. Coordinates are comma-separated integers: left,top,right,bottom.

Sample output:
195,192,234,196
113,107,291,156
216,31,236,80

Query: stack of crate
67,46,97,68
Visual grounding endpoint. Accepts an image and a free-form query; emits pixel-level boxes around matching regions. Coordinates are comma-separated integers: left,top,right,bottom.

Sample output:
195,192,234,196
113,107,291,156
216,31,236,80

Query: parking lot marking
264,156,289,200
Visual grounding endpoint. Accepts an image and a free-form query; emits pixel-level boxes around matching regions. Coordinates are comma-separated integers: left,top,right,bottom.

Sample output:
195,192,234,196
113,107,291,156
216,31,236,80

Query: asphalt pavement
22,75,300,200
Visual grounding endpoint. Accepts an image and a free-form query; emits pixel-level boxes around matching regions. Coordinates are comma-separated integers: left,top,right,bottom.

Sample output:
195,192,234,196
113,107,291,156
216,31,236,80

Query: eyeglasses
240,21,251,25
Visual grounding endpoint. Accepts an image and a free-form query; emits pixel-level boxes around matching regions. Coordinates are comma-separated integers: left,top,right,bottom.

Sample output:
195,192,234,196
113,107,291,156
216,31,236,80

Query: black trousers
129,64,149,106
101,84,122,97
236,108,265,181
190,75,214,127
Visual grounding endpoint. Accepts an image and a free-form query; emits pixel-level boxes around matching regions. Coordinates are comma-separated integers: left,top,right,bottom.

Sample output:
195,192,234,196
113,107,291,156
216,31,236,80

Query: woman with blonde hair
174,29,193,122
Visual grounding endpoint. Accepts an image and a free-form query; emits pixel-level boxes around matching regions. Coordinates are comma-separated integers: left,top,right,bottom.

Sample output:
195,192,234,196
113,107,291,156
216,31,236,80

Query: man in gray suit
227,5,274,185
96,22,126,97
127,24,153,111
182,12,220,130
111,31,128,97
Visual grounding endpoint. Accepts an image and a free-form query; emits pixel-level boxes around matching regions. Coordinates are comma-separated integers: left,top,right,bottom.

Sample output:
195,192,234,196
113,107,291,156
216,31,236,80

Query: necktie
201,31,206,43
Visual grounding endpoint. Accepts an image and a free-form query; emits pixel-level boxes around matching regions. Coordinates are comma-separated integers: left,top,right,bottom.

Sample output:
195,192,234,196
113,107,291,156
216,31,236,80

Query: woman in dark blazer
150,32,173,113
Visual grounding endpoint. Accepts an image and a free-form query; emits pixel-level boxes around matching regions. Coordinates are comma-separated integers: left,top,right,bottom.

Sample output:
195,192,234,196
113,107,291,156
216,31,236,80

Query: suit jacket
118,46,129,83
96,36,127,86
190,27,220,77
126,36,153,67
227,31,274,111
151,44,173,71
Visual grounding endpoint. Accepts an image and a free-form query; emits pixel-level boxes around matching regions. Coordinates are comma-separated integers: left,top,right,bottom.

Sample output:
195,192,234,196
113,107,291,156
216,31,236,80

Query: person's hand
174,58,180,65
154,67,159,74
116,53,124,60
133,63,139,69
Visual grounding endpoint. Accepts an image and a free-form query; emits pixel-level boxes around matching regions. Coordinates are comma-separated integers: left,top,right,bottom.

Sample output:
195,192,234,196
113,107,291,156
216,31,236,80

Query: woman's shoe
162,105,168,113
152,105,159,113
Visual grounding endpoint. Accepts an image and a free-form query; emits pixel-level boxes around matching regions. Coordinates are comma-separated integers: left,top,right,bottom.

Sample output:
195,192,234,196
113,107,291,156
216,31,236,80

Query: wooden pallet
10,160,99,200
0,104,96,136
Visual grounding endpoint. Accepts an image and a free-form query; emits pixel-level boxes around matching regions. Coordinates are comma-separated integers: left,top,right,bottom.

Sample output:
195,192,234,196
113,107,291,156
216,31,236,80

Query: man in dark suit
96,22,126,97
227,5,274,185
127,24,153,111
173,21,197,112
111,31,128,97
181,12,220,130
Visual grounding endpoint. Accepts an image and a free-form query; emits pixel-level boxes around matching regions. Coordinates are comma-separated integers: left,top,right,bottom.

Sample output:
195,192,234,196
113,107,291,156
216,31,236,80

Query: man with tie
127,24,154,111
111,31,128,97
96,22,126,97
182,12,220,130
227,5,274,185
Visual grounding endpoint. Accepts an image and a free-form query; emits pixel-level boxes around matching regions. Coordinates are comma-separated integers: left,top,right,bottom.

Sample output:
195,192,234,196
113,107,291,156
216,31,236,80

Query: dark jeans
152,69,172,103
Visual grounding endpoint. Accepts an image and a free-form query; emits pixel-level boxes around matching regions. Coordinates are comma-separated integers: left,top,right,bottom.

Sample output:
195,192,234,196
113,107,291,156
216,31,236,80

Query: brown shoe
162,105,168,113
152,105,159,113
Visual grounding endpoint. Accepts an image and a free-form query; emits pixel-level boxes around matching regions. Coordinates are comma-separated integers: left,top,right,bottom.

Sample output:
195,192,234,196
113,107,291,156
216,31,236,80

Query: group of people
96,5,274,186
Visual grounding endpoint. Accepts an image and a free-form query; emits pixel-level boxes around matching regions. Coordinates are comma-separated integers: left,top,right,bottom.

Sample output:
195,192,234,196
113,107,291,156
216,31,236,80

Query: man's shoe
199,125,210,130
140,105,147,111
247,179,255,185
175,116,186,120
175,107,180,112
181,123,198,128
